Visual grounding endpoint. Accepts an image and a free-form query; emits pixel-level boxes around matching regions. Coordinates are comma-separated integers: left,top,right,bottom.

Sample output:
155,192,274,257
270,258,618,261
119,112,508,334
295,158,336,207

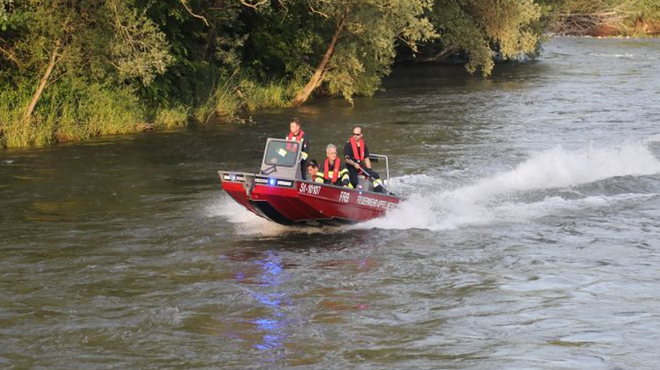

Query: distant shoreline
550,19,660,38
549,34,660,39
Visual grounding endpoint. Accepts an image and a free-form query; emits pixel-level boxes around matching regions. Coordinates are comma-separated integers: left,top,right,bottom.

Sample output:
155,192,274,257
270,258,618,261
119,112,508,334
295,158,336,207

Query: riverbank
1,1,551,150
552,23,660,37
3,33,657,151
550,3,660,37
0,77,296,149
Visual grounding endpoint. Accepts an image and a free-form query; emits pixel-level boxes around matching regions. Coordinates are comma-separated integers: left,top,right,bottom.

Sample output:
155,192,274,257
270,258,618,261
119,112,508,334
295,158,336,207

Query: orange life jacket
349,137,365,161
323,158,341,183
287,129,305,141
287,129,305,150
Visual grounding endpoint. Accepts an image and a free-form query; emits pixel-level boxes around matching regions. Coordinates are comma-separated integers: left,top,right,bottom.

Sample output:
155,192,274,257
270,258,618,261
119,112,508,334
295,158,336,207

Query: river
2,37,660,369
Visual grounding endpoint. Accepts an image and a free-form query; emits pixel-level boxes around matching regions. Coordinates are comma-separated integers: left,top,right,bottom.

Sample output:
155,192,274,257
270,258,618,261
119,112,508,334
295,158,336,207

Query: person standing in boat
323,144,350,187
307,159,325,184
286,117,309,179
343,126,384,193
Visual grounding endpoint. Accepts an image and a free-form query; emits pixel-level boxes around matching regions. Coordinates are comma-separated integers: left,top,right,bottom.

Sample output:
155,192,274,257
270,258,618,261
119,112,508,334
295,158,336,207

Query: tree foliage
0,0,579,148
108,0,172,85
293,0,437,104
426,0,542,76
0,0,173,123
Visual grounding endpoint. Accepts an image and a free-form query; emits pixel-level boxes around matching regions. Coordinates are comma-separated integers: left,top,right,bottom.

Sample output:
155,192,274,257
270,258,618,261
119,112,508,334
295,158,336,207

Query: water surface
2,38,660,369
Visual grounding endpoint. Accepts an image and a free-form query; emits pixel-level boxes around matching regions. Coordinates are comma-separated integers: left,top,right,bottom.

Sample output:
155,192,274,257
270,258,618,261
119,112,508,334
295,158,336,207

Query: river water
2,38,660,369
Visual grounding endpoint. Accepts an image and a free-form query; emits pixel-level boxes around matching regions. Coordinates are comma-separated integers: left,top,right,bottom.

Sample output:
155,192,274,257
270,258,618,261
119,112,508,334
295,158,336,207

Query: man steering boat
343,126,385,193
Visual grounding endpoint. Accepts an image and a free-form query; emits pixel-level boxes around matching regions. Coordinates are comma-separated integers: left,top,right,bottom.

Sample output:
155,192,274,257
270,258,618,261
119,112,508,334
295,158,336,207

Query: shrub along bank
1,0,605,149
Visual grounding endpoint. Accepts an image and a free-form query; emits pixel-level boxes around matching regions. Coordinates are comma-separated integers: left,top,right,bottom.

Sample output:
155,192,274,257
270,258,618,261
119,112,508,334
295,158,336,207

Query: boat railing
368,154,390,183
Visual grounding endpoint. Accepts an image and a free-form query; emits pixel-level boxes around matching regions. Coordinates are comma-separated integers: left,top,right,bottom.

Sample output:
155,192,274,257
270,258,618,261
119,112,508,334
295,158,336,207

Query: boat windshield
263,140,299,168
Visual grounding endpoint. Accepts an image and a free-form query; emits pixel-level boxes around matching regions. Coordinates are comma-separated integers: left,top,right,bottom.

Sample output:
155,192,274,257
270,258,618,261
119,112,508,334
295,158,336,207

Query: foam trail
362,141,660,231
645,133,660,144
206,195,291,236
454,142,660,201
493,193,657,223
589,52,659,61
206,194,333,236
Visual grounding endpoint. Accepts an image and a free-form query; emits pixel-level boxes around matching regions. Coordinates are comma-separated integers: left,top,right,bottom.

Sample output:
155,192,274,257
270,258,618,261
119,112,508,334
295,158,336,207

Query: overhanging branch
179,0,210,26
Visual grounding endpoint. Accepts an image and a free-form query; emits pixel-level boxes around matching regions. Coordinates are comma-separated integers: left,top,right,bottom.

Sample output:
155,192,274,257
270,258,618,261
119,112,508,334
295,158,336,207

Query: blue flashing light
230,174,236,181
268,178,276,186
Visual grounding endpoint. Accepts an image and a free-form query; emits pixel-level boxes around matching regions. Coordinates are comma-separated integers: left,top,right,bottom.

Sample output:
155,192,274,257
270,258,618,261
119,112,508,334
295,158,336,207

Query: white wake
359,140,660,231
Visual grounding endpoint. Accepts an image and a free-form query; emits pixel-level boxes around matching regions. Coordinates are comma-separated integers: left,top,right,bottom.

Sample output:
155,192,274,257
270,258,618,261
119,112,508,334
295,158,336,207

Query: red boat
219,138,401,226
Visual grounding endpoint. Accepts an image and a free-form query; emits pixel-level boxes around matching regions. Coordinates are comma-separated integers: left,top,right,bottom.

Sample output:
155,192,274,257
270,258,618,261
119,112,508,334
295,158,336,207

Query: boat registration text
299,183,321,195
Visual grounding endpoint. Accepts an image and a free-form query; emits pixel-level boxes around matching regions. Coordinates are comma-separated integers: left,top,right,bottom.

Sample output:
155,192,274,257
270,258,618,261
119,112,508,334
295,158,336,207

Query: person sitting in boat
286,117,309,180
323,144,351,187
307,159,324,184
343,126,384,193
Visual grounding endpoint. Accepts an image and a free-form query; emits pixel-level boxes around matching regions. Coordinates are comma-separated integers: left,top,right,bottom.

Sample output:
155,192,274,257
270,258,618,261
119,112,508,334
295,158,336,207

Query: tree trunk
203,0,224,61
23,45,59,122
203,24,217,61
419,45,458,63
291,17,345,107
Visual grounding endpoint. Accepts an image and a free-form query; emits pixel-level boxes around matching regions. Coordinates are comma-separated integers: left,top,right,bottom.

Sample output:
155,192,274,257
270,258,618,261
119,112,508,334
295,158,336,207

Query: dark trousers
347,165,379,189
300,159,307,180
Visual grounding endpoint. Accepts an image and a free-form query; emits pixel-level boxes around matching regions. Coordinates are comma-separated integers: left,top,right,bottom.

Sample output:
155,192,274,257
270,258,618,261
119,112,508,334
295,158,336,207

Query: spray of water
205,195,291,236
206,195,334,236
360,140,660,231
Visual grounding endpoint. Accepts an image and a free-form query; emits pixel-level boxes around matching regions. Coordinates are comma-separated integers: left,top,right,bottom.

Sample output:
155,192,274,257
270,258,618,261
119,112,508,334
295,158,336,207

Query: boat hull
219,171,399,226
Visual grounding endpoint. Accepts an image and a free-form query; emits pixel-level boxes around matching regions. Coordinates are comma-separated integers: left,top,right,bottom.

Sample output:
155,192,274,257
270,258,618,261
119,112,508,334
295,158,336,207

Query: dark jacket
344,140,370,164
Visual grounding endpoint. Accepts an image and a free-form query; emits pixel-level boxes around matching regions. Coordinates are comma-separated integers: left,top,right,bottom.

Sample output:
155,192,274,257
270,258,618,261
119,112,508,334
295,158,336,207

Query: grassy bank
0,77,297,149
550,0,660,37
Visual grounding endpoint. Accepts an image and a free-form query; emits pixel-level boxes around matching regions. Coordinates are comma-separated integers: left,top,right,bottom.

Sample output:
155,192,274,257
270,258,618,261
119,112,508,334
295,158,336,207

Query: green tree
2,0,565,148
137,0,245,108
287,0,437,106
428,0,542,76
0,0,10,29
0,0,171,122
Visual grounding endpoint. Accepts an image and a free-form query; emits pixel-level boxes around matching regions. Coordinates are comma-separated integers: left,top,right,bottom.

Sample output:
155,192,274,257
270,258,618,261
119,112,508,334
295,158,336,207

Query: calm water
2,38,660,369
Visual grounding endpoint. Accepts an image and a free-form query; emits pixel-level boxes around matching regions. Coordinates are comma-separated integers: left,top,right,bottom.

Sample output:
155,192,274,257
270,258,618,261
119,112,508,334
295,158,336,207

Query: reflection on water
246,251,289,357
221,247,295,366
215,237,384,368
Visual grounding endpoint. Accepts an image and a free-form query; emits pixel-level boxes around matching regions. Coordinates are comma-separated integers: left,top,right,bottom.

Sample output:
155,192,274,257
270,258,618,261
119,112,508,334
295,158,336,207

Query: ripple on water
2,37,660,369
